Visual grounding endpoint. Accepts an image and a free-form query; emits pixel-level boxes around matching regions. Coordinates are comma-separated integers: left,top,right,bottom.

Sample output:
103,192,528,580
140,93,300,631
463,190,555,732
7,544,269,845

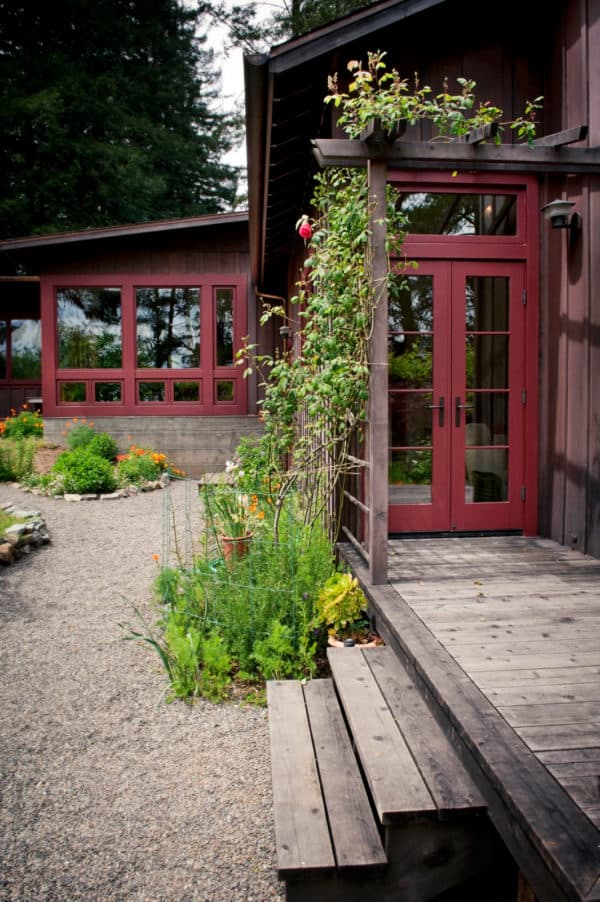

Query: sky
207,1,284,170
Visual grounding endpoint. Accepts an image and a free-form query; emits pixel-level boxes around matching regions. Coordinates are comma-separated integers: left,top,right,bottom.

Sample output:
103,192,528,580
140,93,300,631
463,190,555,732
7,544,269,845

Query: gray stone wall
42,416,264,479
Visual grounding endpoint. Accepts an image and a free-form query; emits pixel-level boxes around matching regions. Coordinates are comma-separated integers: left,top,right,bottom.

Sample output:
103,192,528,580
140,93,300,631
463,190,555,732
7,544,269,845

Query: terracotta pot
220,533,252,561
327,634,383,648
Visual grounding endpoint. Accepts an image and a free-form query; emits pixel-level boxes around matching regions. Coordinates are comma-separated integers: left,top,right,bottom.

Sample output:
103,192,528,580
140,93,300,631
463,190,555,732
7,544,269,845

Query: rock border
16,472,170,501
0,503,51,564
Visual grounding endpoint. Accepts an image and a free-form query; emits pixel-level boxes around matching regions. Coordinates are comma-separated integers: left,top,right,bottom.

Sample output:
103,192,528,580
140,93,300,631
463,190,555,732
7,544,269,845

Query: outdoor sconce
541,199,582,243
279,325,291,338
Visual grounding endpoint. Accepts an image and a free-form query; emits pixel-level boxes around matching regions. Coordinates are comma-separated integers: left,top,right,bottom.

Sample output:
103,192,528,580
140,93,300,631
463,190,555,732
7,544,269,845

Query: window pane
174,380,200,402
397,193,517,236
465,392,509,443
390,392,433,446
389,334,433,387
389,450,432,504
465,449,508,503
466,276,509,330
57,288,122,368
216,288,234,366
138,382,165,402
389,274,433,332
466,335,509,389
0,322,6,378
95,382,122,402
136,288,200,369
216,380,234,402
59,382,86,402
11,319,41,378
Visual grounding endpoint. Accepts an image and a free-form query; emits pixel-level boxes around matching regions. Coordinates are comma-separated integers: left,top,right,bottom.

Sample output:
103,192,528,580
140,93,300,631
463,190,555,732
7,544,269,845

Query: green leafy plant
0,407,44,440
198,633,232,702
87,431,119,461
0,437,37,482
327,51,542,146
315,572,367,636
64,418,96,450
251,620,315,680
116,452,161,485
51,448,117,494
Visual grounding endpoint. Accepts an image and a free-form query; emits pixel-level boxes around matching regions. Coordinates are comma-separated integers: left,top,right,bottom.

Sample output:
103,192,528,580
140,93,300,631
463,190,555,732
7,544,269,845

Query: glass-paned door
389,261,526,533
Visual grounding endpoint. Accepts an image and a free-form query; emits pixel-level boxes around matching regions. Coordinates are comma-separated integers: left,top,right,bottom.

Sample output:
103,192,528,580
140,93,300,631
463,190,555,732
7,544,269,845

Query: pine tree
0,0,241,237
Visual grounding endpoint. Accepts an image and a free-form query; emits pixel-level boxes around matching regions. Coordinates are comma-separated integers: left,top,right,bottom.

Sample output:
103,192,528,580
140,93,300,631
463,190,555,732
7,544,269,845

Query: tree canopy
0,0,241,238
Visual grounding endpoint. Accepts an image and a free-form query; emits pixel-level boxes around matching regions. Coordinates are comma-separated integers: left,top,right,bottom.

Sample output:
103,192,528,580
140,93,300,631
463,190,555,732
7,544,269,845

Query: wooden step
327,645,487,823
327,645,501,901
267,678,386,884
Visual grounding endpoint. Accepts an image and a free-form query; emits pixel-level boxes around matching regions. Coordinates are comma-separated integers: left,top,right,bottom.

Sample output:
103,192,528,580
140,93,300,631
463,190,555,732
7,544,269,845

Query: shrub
1,408,44,439
0,438,37,482
116,452,161,485
64,419,96,451
87,432,119,461
51,448,117,494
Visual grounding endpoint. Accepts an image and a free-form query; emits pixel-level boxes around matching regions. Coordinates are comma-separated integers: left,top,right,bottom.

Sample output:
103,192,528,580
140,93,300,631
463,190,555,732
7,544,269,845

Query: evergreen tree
0,0,241,238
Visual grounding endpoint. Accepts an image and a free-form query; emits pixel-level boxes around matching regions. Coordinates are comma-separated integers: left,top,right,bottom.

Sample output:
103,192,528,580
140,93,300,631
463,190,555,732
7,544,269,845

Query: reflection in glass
57,288,122,368
397,193,517,236
95,382,122,402
139,382,165,402
466,277,509,330
465,392,509,442
59,382,86,402
216,380,234,402
216,288,234,366
174,381,200,402
389,450,432,504
0,322,6,378
136,288,200,369
465,449,508,503
11,319,41,378
390,392,432,446
389,334,433,387
389,274,433,332
466,335,508,389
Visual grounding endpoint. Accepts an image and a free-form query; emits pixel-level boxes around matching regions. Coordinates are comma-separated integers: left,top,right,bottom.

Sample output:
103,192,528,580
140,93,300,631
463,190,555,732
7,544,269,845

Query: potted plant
315,572,382,647
201,482,257,561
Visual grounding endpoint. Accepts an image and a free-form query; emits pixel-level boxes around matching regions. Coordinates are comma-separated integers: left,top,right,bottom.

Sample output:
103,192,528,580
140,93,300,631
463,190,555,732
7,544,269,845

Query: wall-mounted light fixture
541,199,582,244
279,325,291,338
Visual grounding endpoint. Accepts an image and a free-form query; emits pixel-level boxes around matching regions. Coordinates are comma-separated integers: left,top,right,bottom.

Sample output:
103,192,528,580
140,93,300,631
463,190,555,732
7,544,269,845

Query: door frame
387,170,539,536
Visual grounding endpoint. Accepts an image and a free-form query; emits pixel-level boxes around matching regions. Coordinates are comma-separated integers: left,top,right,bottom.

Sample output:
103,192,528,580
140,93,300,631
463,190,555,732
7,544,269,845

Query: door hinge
522,289,527,306
521,485,526,501
522,389,527,404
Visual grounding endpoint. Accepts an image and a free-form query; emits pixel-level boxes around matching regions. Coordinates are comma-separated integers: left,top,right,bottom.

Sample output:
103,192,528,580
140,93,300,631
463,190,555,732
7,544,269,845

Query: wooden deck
341,535,600,902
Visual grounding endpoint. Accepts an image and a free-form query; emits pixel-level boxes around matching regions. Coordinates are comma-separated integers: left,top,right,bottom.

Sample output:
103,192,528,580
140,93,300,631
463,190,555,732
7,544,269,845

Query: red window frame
41,273,248,416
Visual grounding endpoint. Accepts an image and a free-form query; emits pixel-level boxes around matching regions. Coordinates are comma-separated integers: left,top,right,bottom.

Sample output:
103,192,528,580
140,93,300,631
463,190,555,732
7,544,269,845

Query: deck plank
363,645,487,817
327,646,436,824
266,680,335,879
302,679,387,872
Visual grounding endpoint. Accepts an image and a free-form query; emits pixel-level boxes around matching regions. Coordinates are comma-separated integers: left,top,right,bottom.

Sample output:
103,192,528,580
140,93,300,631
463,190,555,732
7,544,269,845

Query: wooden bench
267,678,387,901
268,646,506,901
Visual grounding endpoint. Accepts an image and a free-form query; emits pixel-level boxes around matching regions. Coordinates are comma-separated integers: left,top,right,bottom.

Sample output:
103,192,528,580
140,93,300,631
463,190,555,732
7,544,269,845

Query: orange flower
257,511,265,520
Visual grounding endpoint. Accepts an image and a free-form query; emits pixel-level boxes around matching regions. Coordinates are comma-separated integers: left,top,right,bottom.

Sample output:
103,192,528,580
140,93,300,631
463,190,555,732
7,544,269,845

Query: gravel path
0,480,285,902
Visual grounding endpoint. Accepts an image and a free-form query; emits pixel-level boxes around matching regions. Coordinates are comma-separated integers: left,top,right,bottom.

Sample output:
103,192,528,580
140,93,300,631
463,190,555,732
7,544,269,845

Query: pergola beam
312,138,600,173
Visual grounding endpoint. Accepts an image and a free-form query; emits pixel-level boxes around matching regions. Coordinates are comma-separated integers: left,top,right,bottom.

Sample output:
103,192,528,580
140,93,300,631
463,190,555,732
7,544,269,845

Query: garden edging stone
0,501,50,564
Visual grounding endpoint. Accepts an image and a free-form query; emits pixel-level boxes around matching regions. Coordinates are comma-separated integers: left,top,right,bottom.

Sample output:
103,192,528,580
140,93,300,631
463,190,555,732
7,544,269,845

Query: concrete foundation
42,416,264,479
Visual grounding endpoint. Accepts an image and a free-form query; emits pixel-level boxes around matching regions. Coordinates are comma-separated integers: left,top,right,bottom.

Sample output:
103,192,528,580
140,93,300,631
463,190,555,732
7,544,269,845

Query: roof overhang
0,211,248,253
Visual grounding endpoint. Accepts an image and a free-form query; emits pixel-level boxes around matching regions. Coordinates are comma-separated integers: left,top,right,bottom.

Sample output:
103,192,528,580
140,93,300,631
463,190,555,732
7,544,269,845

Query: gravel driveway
0,480,284,902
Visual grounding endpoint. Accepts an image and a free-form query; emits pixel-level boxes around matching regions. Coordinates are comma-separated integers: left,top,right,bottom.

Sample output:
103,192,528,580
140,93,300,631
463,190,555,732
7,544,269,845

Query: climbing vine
238,52,542,537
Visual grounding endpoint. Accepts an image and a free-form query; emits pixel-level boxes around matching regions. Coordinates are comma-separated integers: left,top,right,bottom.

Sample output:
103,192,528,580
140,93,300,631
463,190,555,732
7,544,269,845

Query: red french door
388,260,527,533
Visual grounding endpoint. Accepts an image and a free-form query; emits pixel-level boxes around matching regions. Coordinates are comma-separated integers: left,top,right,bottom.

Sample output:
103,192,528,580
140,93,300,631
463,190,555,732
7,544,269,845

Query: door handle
428,395,445,427
455,396,473,426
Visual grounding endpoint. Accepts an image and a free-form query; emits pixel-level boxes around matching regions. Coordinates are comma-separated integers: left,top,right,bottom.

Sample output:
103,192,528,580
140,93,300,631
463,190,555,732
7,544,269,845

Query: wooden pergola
313,125,600,585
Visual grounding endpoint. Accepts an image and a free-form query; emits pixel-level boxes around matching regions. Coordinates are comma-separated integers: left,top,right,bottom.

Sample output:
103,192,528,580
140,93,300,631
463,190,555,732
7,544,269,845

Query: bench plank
364,646,487,817
303,679,387,872
267,680,335,879
327,646,436,824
